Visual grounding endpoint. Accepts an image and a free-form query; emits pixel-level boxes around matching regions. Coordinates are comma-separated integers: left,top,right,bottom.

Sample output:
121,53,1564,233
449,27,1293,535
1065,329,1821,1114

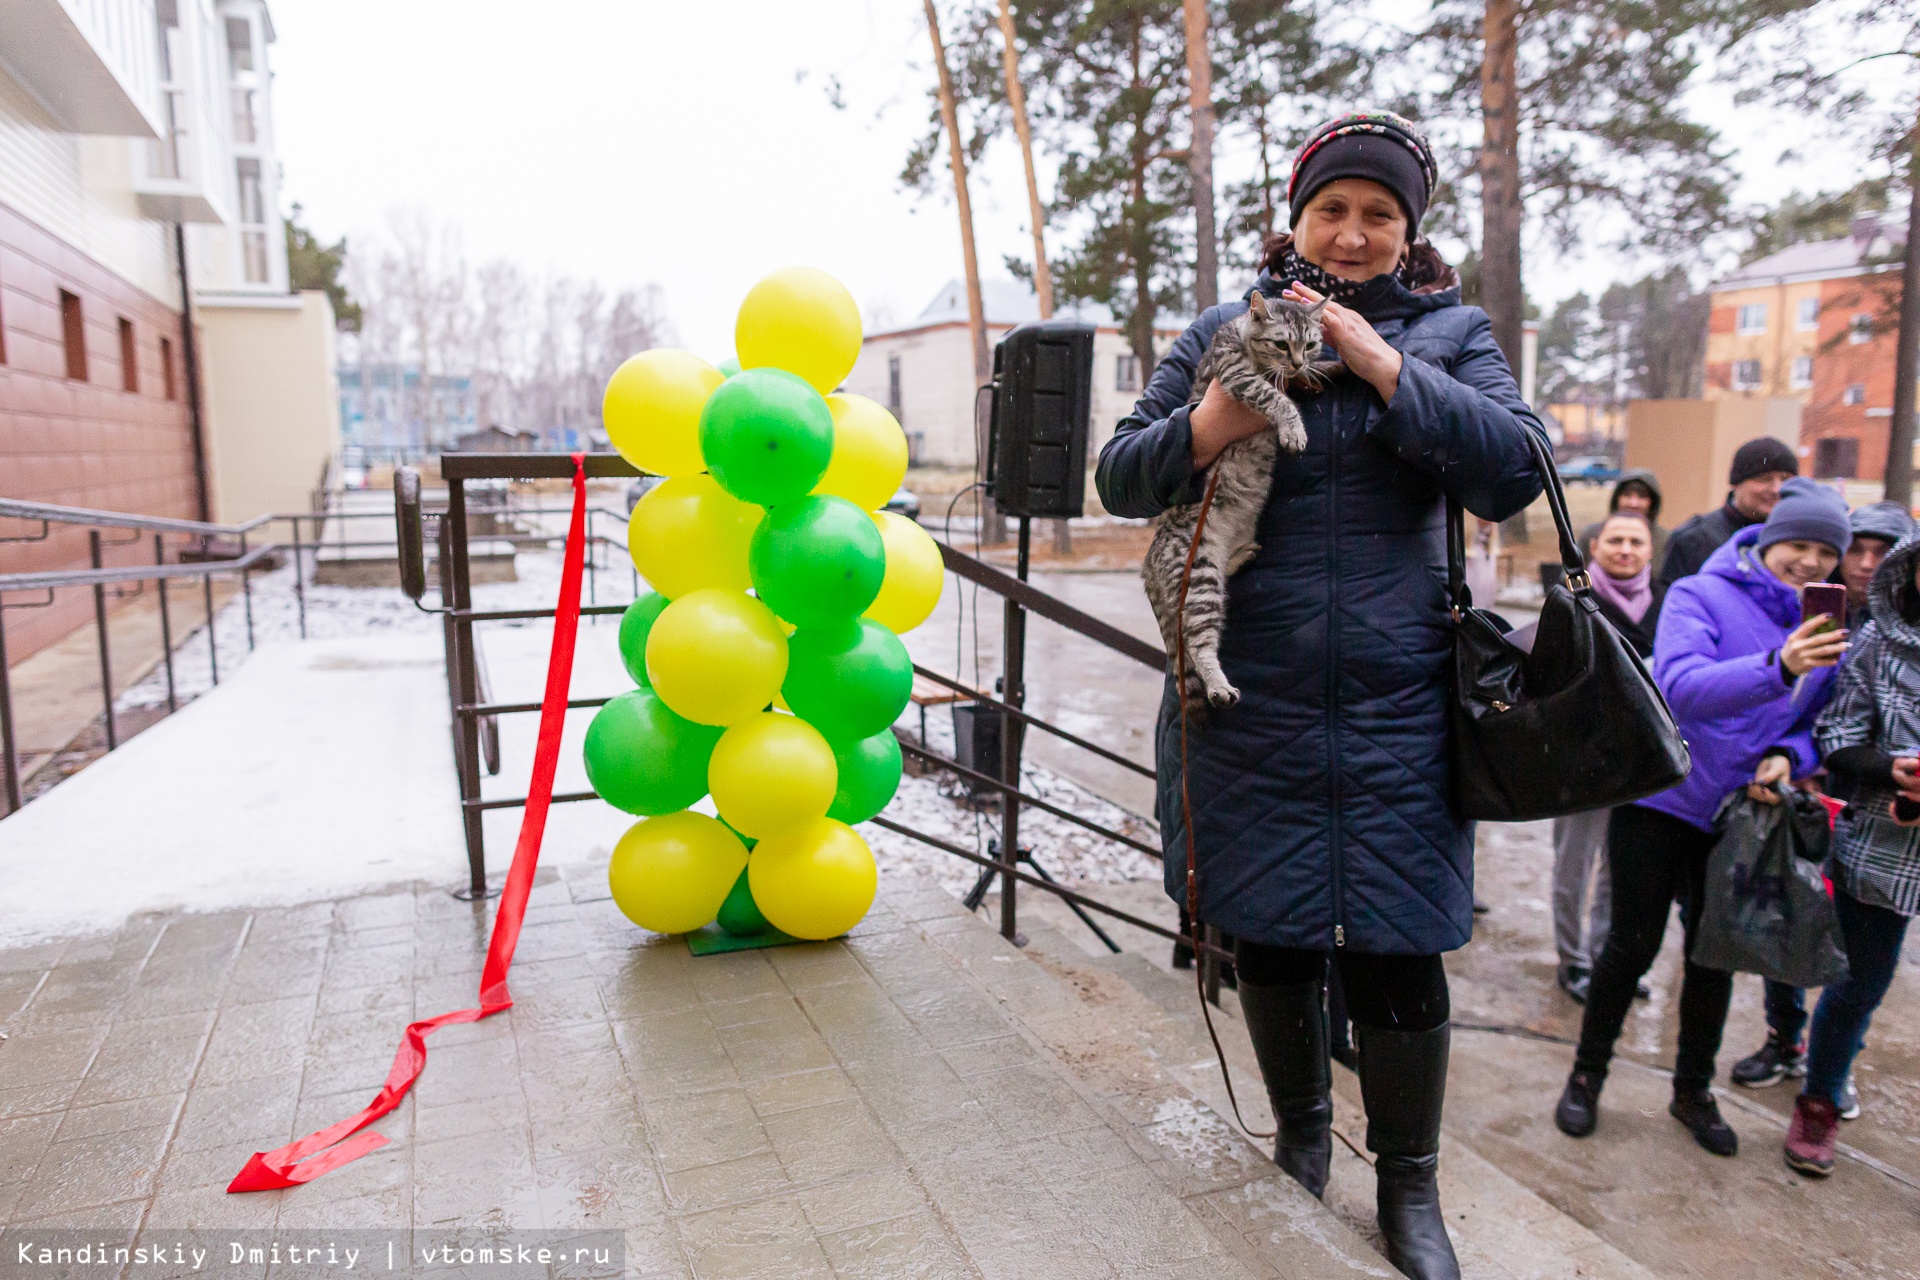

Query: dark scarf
1263,233,1461,301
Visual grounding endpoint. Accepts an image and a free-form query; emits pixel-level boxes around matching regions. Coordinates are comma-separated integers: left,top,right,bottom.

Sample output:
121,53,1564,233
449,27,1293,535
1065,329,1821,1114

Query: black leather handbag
1446,432,1691,821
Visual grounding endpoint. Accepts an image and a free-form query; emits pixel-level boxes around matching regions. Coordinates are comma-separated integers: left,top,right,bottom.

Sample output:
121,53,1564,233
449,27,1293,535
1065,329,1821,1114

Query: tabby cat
1142,292,1331,709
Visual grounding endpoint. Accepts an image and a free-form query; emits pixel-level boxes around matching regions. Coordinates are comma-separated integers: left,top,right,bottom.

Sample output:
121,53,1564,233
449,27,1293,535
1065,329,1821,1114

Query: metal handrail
0,543,278,592
408,451,1204,970
0,497,274,539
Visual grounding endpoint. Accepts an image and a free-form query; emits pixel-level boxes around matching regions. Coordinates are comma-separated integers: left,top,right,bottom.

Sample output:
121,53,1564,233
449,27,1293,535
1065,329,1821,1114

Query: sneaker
1731,1035,1805,1087
1558,967,1591,1005
1555,1071,1601,1138
1784,1094,1839,1177
1837,1074,1861,1121
1669,1088,1738,1156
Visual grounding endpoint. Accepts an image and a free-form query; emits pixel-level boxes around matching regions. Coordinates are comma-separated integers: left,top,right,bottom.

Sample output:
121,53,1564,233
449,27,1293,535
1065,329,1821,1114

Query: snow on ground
1,536,1165,945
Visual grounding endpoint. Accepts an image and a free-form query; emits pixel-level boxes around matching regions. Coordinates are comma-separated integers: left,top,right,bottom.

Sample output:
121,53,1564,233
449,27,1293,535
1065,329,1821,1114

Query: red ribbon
228,454,590,1193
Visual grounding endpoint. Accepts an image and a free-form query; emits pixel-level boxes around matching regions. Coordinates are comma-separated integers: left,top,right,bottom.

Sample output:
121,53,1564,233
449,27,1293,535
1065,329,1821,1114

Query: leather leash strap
1173,466,1275,1141
227,453,590,1192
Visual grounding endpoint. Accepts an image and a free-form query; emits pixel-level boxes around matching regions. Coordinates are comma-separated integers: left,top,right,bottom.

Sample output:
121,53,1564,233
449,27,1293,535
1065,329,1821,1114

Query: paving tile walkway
0,868,1381,1279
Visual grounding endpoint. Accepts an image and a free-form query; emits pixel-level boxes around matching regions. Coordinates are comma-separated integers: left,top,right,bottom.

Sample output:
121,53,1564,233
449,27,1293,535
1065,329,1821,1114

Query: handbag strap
1447,429,1588,610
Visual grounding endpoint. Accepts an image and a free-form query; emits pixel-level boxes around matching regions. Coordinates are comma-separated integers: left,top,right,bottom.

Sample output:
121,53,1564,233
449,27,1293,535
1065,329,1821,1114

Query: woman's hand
1780,616,1849,677
1189,378,1270,470
1281,283,1403,404
1892,756,1920,796
1748,753,1792,805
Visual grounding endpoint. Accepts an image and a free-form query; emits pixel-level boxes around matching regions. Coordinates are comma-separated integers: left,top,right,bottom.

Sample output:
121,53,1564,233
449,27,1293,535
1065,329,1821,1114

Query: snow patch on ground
4,546,1166,945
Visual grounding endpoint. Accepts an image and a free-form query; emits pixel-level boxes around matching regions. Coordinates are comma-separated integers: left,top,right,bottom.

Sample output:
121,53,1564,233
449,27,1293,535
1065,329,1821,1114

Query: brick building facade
1705,211,1906,482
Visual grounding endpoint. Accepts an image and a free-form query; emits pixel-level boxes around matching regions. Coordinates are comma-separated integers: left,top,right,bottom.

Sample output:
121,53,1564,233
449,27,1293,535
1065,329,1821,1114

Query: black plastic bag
1694,787,1849,988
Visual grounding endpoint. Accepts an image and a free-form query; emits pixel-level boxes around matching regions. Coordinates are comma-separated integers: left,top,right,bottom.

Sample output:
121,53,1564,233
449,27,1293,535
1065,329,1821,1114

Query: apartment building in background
1705,209,1906,482
0,0,339,661
845,279,1185,493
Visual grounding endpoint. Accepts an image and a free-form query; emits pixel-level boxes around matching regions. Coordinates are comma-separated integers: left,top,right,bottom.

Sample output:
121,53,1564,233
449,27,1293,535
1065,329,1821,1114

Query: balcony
0,0,163,137
132,85,229,223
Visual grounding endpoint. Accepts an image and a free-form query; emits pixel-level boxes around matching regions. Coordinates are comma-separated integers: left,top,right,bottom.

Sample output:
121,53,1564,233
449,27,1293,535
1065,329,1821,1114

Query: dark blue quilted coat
1097,270,1549,954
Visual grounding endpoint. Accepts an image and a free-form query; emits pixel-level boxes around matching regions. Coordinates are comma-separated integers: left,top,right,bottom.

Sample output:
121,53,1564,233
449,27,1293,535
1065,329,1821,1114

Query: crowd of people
1548,438,1920,1178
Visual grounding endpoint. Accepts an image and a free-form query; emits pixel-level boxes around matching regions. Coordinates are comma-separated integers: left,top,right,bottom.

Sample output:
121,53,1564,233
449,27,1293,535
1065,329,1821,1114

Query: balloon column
588,267,944,942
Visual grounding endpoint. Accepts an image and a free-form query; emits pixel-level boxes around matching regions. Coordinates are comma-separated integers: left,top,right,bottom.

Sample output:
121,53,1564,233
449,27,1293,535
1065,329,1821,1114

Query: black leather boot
1357,1023,1460,1280
1238,978,1332,1197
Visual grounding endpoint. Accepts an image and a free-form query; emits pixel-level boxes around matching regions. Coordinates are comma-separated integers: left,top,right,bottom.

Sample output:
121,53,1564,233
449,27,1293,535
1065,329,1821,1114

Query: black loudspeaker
988,319,1095,518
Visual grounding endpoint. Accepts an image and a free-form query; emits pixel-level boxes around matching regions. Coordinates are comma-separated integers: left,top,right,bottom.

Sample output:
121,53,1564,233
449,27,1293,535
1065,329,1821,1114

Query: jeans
1763,979,1807,1045
1804,887,1912,1104
1574,804,1735,1092
1551,808,1613,976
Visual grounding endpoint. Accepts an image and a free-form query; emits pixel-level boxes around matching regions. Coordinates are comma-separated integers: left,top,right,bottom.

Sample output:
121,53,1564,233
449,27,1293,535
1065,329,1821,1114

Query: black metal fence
405,453,1233,974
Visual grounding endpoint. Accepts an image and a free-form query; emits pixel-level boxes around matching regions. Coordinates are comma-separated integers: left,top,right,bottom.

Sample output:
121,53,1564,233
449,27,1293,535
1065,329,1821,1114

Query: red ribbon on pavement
229,454,590,1193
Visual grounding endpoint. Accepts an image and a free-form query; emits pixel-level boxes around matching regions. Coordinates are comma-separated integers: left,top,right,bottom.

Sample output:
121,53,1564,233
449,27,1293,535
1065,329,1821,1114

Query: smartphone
1802,582,1849,633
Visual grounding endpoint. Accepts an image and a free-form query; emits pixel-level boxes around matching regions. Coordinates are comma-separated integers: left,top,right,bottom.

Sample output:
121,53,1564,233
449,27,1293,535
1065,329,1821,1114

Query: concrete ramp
0,636,468,946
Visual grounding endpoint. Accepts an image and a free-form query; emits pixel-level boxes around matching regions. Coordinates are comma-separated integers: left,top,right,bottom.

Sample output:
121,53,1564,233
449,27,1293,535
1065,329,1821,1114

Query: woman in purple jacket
1554,478,1852,1155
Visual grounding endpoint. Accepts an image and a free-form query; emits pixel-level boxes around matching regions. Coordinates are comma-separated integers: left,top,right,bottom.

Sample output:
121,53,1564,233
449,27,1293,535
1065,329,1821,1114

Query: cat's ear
1247,291,1270,318
1305,297,1330,319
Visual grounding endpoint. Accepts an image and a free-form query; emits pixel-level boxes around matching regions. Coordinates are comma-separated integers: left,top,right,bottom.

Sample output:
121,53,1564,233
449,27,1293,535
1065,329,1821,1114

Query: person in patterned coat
1785,530,1920,1176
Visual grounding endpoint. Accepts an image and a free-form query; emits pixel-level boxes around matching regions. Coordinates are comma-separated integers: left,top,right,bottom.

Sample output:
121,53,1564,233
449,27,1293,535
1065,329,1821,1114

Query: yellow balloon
608,811,748,934
735,266,862,395
604,350,724,477
814,395,909,512
864,511,945,634
748,818,879,940
627,475,761,599
708,712,838,839
646,589,788,726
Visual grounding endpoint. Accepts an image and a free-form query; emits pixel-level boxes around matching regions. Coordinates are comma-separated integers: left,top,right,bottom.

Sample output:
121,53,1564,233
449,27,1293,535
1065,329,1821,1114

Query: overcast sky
269,0,1891,361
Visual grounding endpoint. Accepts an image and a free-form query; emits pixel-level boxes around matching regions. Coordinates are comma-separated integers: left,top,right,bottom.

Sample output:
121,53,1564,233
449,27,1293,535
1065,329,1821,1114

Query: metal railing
0,501,278,815
405,452,1234,976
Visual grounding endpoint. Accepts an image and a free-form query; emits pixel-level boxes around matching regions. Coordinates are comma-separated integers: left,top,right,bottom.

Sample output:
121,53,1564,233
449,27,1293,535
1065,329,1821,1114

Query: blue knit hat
1756,477,1852,556
1849,500,1915,546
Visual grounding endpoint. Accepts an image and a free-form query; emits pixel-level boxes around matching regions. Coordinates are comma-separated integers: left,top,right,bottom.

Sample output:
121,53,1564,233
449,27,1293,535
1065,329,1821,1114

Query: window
159,335,176,400
59,290,86,381
1731,359,1762,391
1850,313,1874,344
1843,383,1866,406
1116,353,1142,392
1736,303,1768,335
1789,355,1812,390
886,353,902,415
235,157,264,223
1796,297,1819,331
242,231,269,284
225,17,254,73
231,88,257,144
118,318,138,392
1814,437,1860,480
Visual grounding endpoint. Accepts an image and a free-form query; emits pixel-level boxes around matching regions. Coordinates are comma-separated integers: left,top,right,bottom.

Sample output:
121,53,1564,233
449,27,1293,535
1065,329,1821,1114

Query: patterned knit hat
1287,112,1438,229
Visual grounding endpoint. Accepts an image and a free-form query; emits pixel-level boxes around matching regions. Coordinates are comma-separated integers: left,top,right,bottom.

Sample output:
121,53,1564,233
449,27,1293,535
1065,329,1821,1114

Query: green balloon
583,689,721,815
827,729,903,825
782,619,913,742
717,357,743,378
698,367,833,506
617,593,669,687
715,867,770,936
749,495,886,628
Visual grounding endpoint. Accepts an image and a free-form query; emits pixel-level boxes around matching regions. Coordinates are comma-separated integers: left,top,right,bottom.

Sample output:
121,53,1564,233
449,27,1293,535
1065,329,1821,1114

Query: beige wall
1704,281,1823,400
1624,396,1803,525
197,289,340,522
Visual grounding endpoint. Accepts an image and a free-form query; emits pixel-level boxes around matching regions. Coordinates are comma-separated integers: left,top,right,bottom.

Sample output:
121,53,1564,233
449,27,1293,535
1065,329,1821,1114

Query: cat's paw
1205,681,1241,709
1275,421,1308,453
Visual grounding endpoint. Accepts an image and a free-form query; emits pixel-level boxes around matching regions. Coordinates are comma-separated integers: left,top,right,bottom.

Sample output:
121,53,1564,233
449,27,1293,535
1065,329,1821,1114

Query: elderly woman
1096,112,1547,1280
